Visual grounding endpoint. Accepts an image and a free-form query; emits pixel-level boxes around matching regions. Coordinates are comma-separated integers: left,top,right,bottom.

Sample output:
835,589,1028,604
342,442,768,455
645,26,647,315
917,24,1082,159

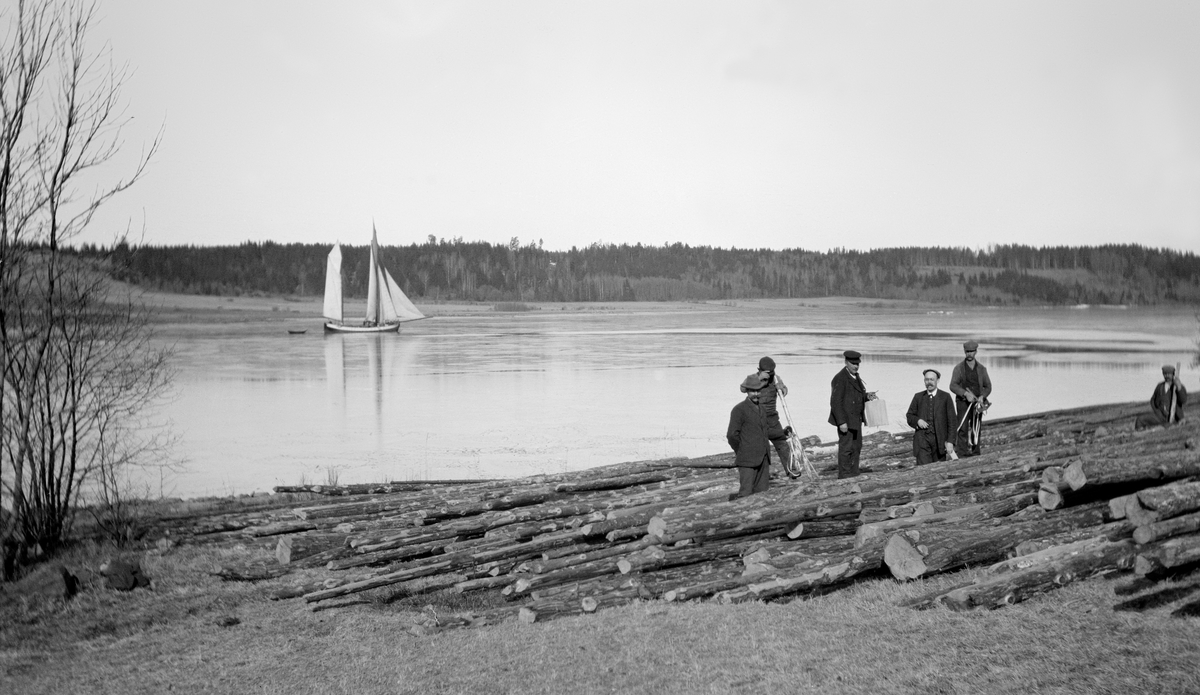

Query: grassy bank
3,511,1199,694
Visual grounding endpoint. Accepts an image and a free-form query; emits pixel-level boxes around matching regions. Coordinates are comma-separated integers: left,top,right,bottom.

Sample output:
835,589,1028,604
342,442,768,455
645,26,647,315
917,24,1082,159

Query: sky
74,0,1200,253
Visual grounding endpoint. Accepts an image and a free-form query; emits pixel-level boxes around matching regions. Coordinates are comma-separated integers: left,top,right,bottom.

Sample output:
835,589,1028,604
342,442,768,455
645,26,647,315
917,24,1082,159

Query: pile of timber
156,400,1200,625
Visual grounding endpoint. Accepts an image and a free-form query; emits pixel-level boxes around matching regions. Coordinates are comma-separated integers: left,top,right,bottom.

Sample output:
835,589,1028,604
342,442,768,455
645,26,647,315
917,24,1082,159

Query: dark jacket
1150,380,1187,423
949,360,992,402
906,389,958,456
828,367,866,430
728,398,772,468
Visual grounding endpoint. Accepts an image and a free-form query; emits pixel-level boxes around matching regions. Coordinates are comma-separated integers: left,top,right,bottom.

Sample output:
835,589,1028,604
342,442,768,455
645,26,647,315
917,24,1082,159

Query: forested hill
82,240,1200,305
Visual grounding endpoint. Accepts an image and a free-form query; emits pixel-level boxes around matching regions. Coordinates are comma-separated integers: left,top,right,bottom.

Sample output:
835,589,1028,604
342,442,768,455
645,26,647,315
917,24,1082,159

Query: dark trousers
913,429,945,465
837,427,862,478
1135,411,1172,430
736,458,770,498
956,401,982,456
770,436,791,467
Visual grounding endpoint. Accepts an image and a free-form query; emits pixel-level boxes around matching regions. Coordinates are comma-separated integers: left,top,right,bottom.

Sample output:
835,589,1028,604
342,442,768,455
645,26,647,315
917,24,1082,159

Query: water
147,300,1198,499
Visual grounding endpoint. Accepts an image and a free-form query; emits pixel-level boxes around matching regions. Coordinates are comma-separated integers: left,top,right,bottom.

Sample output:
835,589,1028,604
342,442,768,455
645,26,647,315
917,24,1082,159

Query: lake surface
146,300,1198,499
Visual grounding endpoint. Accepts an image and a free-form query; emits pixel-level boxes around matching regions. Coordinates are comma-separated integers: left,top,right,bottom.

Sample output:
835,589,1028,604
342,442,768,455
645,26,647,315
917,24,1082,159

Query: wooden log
786,520,860,540
243,520,318,537
526,537,659,575
616,539,750,575
937,539,1138,610
855,494,1032,548
1134,535,1200,575
1133,510,1200,545
1136,479,1200,522
1063,450,1200,492
715,543,885,603
883,502,1111,580
275,533,348,565
1011,520,1133,556
328,536,464,571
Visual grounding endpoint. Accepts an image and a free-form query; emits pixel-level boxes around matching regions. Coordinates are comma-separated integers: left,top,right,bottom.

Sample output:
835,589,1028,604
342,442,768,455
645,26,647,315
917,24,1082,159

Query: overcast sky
81,0,1200,253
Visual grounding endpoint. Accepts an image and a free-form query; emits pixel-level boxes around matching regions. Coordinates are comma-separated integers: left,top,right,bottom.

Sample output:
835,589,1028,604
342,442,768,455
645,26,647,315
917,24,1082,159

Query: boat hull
323,322,401,334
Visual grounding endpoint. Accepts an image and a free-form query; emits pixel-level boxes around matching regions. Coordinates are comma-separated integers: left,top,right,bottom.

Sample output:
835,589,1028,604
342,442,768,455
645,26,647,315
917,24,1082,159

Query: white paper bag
864,399,888,428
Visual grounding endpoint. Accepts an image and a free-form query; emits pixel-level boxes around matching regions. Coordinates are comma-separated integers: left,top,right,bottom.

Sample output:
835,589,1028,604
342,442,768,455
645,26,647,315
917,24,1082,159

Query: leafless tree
0,0,167,567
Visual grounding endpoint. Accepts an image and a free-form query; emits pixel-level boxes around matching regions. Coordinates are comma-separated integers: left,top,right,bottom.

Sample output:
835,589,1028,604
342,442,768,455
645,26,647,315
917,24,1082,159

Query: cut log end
883,534,927,581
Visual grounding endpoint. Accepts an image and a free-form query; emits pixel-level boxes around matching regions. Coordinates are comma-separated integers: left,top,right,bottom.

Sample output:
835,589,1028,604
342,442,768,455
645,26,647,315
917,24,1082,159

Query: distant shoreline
133,287,1176,325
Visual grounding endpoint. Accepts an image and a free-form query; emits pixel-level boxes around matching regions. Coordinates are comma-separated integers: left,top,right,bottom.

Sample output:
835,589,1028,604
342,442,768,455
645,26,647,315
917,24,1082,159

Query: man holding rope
756,356,792,469
949,340,992,457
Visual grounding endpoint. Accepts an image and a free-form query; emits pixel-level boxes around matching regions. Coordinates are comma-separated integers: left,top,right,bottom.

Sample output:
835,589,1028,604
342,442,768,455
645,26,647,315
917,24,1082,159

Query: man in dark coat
1135,365,1187,430
949,340,992,457
756,356,791,467
828,350,868,479
906,368,958,465
727,373,772,499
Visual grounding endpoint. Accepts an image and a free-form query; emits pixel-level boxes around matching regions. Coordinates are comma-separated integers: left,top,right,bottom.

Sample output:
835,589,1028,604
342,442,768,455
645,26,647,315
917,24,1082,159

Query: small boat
323,225,425,333
287,329,307,335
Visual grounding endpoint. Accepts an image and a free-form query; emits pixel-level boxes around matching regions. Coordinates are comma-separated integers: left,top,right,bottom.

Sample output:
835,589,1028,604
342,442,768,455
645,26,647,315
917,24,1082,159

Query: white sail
365,231,381,324
322,243,343,322
382,269,425,322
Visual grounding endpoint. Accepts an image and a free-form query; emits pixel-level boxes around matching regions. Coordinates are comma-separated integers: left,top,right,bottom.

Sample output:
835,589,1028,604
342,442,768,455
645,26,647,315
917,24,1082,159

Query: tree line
78,239,1200,306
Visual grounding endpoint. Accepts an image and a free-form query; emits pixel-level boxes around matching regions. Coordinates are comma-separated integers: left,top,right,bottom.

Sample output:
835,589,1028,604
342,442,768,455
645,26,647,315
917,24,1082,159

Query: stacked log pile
156,400,1200,625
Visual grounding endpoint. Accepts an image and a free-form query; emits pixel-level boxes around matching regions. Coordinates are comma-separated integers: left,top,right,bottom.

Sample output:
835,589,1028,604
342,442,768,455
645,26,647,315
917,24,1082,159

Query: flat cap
740,374,766,392
963,340,979,352
758,356,776,371
843,350,861,363
1163,365,1176,374
923,368,941,379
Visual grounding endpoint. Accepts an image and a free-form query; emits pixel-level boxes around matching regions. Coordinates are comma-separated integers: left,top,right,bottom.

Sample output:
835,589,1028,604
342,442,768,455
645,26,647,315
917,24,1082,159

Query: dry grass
2,540,1199,695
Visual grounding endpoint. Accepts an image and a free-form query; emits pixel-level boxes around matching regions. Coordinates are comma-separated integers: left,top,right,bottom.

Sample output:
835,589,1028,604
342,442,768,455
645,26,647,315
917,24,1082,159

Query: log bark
1136,479,1200,522
1132,510,1200,545
1134,535,1200,575
882,502,1111,580
937,539,1137,610
1063,450,1200,492
714,542,885,603
275,533,348,565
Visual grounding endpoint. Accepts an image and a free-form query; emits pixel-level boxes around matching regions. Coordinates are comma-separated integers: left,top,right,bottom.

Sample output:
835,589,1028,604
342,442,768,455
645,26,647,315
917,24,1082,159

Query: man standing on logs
828,350,868,479
727,373,773,499
1135,365,1187,430
756,356,792,469
950,340,992,457
906,368,958,465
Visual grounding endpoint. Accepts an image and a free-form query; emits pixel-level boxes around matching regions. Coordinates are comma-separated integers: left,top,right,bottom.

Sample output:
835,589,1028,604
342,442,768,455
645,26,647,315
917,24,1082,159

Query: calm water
147,301,1198,498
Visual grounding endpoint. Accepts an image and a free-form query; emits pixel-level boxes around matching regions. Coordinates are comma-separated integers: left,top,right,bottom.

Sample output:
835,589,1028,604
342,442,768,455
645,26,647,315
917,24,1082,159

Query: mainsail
323,243,343,322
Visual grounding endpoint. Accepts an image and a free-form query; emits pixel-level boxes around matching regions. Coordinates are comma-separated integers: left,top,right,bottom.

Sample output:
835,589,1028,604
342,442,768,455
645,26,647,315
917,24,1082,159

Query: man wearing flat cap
828,350,870,478
727,373,773,499
1135,365,1187,430
949,340,992,457
755,356,792,468
905,369,958,465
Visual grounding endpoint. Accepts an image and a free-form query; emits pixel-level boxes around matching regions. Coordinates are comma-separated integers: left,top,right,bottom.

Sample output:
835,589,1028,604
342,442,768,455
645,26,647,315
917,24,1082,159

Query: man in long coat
1135,365,1187,430
906,368,958,464
828,350,867,479
949,340,992,457
727,373,772,499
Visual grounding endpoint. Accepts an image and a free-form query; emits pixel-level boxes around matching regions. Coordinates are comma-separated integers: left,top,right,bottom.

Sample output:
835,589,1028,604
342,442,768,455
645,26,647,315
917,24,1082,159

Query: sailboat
323,227,426,333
